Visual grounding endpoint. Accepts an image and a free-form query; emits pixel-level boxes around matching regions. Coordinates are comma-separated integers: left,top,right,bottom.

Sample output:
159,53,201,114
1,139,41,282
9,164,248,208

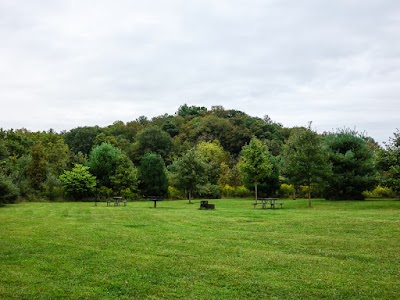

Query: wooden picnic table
106,196,126,207
113,196,123,206
148,196,163,208
253,198,283,209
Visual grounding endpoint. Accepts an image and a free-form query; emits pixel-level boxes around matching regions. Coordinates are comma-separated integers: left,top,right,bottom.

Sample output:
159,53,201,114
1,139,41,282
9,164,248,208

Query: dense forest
1,104,399,204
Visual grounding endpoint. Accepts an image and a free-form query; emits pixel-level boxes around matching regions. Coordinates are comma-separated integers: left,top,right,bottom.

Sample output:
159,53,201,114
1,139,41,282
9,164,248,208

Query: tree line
0,104,399,204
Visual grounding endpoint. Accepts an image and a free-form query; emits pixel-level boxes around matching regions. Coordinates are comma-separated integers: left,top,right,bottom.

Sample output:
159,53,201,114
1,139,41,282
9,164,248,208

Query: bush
120,188,137,200
42,173,63,201
363,186,396,198
98,186,113,199
59,164,97,200
168,186,185,199
234,185,251,198
220,184,253,198
16,178,33,198
279,183,295,198
0,175,19,204
221,184,235,198
300,186,309,198
196,184,221,199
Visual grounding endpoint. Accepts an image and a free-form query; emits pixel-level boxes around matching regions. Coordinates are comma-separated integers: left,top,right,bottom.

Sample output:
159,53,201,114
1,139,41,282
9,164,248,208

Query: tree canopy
0,104,395,202
169,148,209,203
87,143,121,188
135,126,173,162
283,126,331,207
138,153,168,198
59,164,96,200
238,137,275,200
323,130,377,200
377,130,400,196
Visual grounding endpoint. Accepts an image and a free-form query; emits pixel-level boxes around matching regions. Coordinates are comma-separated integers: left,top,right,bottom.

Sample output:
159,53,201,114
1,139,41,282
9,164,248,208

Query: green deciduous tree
39,133,70,176
138,153,168,198
195,140,229,185
256,157,280,198
59,164,96,200
136,126,173,162
26,142,47,191
237,137,275,200
1,128,33,158
323,129,376,200
218,162,243,188
110,153,138,196
282,126,331,207
63,126,102,156
162,118,180,137
87,143,121,188
169,148,209,203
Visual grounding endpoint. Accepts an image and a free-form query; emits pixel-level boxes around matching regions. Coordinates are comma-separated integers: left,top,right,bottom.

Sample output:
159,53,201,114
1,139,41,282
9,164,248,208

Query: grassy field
0,199,399,299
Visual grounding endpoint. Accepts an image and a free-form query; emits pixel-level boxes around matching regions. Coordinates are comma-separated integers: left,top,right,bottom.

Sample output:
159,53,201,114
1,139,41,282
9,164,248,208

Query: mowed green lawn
0,199,399,299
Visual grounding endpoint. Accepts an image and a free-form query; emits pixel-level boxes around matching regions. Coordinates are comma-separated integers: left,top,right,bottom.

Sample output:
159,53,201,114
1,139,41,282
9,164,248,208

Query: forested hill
62,104,288,161
2,104,396,203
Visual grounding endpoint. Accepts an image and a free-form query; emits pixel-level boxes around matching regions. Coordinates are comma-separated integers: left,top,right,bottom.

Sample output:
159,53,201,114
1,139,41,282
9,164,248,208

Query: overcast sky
1,0,399,144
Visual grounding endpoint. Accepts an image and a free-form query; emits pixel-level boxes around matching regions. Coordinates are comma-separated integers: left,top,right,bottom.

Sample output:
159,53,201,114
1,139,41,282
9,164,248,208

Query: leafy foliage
0,105,393,202
59,164,96,200
282,127,331,206
136,126,172,162
256,156,280,198
238,137,276,199
177,104,207,118
377,130,400,197
279,183,295,198
138,153,168,198
0,174,19,204
42,173,63,201
363,185,395,198
26,142,47,191
87,143,121,188
169,148,209,202
323,130,377,200
195,140,229,184
63,126,102,155
110,153,138,196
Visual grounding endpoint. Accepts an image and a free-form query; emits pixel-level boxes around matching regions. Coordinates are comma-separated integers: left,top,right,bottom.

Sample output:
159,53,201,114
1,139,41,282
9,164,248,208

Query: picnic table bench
148,196,163,208
106,197,126,207
113,196,123,206
253,198,283,209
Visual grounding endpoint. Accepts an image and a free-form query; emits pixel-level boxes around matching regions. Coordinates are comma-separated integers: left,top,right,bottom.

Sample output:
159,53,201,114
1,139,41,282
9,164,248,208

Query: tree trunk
308,178,312,208
188,190,192,204
255,182,258,201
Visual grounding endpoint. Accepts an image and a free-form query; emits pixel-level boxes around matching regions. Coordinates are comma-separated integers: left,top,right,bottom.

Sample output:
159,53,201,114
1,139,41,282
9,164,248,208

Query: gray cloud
1,0,399,144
